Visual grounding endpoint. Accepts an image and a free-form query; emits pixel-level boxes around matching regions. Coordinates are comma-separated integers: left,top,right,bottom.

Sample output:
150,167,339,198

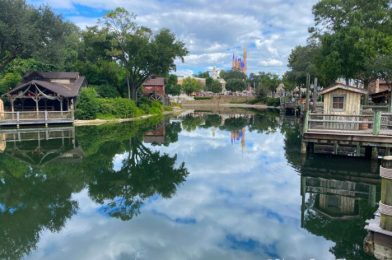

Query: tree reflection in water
88,135,189,221
0,119,188,259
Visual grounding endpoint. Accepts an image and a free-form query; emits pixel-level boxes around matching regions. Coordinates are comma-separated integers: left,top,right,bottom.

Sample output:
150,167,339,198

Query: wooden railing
0,111,74,126
303,111,392,136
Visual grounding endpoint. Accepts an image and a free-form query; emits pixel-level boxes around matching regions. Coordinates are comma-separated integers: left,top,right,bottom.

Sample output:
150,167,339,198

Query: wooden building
368,79,391,106
142,76,166,101
320,83,367,115
0,72,86,126
4,71,86,112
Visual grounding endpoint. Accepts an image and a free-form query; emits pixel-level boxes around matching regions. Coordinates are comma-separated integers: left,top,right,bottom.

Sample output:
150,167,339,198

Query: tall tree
0,0,80,72
311,0,392,86
100,8,188,100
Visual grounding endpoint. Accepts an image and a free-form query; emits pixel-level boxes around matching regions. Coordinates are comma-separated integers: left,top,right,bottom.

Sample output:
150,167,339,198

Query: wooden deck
0,111,74,127
302,112,392,157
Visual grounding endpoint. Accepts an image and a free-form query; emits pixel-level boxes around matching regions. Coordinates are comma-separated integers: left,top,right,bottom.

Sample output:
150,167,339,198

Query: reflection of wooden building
143,123,166,145
1,72,86,126
301,157,379,223
0,127,83,165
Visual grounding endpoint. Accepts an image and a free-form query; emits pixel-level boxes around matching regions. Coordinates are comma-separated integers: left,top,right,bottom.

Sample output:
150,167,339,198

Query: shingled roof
320,83,368,95
4,72,86,98
143,77,165,86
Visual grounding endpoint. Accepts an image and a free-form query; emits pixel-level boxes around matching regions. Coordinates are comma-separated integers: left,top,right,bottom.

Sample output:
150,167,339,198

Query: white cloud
260,58,284,67
28,0,319,75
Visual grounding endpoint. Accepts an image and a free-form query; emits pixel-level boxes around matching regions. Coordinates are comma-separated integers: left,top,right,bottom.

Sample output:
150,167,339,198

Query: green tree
165,74,181,96
205,77,222,93
99,8,188,100
0,0,80,72
75,88,100,120
182,77,203,95
226,79,246,92
220,70,247,81
311,0,392,86
287,44,321,86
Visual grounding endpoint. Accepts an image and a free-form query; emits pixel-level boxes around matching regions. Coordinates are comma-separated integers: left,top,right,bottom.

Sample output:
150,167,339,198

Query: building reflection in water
0,126,82,165
298,154,380,259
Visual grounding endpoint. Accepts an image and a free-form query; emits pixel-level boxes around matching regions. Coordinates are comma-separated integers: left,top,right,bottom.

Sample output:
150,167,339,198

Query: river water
0,109,380,260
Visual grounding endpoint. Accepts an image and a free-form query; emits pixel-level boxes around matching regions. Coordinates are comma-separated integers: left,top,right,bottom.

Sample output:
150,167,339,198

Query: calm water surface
0,109,380,260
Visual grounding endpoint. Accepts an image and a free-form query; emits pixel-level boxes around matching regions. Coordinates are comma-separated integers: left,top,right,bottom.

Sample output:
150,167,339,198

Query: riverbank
181,103,276,109
74,108,184,126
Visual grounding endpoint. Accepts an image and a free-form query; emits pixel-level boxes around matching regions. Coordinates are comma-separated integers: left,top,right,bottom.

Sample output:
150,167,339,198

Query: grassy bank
75,88,171,121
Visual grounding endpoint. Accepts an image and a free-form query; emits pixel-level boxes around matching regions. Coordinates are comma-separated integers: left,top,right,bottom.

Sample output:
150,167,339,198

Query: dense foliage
0,1,187,109
286,0,392,88
182,77,203,95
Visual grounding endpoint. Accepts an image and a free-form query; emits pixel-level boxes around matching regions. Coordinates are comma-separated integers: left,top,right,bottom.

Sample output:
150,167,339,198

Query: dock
302,112,392,158
0,111,74,127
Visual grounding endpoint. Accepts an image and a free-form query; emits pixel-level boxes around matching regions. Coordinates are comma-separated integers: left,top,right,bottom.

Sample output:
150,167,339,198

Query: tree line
0,1,187,100
285,0,392,89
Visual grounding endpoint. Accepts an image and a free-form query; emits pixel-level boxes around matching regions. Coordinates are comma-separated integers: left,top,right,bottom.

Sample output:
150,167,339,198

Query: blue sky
27,0,318,76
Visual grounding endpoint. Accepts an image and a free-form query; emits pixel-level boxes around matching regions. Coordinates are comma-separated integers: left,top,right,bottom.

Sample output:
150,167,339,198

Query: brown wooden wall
323,89,362,115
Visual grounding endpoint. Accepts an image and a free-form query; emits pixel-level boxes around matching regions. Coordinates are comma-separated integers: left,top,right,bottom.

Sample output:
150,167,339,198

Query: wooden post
303,111,309,133
312,77,318,111
373,111,381,135
379,156,392,231
60,98,63,116
301,142,307,154
45,111,48,128
389,86,392,113
16,112,20,129
305,73,310,112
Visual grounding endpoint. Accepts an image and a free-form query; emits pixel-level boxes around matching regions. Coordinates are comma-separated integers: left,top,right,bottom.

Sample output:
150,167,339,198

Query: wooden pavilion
0,72,86,126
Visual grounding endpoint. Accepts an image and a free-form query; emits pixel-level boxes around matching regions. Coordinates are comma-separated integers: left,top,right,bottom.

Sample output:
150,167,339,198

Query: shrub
263,97,280,107
75,88,100,119
97,98,142,118
139,98,164,115
92,84,121,98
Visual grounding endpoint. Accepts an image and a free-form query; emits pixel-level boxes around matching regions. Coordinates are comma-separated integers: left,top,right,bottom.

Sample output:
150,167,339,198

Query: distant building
209,67,226,93
232,48,247,74
142,76,166,101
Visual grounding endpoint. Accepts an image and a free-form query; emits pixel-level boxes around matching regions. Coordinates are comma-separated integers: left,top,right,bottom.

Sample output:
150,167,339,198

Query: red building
142,76,165,101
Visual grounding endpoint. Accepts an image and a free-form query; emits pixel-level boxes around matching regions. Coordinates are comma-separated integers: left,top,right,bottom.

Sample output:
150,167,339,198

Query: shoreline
74,109,184,126
74,103,279,126
181,103,279,109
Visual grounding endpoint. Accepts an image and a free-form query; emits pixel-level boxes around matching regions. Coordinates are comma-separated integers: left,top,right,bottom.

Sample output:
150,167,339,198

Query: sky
27,0,318,77
26,123,335,259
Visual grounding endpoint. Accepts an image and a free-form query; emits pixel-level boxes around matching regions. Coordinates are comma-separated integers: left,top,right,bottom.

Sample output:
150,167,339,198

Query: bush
97,98,142,118
139,98,164,115
263,97,280,107
75,88,100,119
92,84,121,98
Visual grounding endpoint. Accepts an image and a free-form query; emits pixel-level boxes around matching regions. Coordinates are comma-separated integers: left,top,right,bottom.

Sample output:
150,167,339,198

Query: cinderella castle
232,48,247,74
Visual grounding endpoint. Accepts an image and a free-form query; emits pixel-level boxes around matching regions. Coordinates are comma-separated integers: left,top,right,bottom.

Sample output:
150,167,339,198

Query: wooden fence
304,112,392,136
0,111,74,126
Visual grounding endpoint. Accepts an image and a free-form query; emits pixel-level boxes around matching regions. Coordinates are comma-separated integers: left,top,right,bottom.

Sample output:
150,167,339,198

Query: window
332,96,345,110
